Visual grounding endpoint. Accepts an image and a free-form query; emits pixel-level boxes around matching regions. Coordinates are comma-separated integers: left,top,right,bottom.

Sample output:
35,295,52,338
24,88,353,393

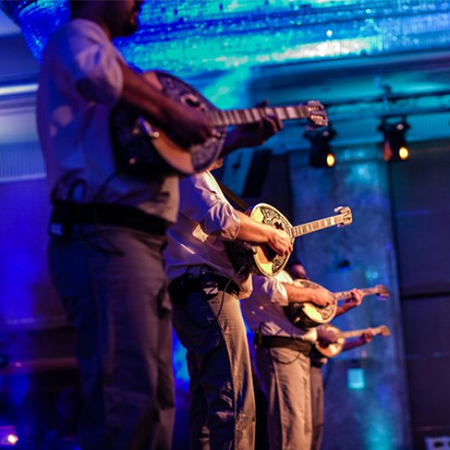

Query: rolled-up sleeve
179,174,240,241
252,275,289,307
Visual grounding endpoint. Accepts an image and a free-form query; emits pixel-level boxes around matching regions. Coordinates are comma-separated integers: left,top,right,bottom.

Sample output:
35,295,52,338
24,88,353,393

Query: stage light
304,125,337,169
378,119,411,162
0,426,18,447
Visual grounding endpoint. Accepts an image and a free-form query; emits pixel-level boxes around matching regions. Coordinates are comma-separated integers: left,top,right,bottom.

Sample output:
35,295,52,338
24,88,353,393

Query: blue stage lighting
2,1,450,75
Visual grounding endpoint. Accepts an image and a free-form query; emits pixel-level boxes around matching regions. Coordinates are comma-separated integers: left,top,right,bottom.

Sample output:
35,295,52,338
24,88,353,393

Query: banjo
111,71,328,176
314,323,391,358
285,280,390,328
226,205,352,277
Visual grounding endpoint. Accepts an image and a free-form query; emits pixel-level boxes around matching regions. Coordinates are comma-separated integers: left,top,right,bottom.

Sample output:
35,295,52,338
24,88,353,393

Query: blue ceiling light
2,1,450,76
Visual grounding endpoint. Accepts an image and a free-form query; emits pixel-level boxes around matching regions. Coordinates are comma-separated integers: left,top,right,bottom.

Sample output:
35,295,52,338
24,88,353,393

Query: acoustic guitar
226,205,352,277
111,71,328,175
314,323,391,358
285,280,390,328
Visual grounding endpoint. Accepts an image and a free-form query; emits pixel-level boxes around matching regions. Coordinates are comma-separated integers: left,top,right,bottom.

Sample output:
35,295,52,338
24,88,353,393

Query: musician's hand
343,289,364,308
222,100,283,154
266,228,292,257
361,329,375,344
311,288,334,308
171,103,216,146
238,100,282,146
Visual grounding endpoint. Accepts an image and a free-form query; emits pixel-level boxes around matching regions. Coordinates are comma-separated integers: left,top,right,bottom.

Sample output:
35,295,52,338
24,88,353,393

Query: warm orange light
326,153,336,167
6,434,19,445
399,146,410,160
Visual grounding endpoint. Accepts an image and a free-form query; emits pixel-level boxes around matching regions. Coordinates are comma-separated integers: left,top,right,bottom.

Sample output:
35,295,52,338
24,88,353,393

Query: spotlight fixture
304,124,337,168
378,118,410,162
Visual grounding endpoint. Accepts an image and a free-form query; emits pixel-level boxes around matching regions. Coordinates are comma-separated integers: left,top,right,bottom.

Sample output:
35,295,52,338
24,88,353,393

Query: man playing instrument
37,1,279,448
241,259,362,450
164,142,296,449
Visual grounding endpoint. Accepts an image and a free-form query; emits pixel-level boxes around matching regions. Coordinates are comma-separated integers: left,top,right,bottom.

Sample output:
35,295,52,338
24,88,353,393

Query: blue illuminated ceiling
2,0,450,75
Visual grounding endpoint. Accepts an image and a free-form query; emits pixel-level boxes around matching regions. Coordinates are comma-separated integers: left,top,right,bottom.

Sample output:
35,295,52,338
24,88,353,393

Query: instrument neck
287,215,344,239
341,326,384,339
333,286,380,301
208,105,309,127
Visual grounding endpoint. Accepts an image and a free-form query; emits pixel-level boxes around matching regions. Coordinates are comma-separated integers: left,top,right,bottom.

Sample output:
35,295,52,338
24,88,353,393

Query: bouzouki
226,205,352,277
111,71,328,175
314,323,391,358
285,281,390,328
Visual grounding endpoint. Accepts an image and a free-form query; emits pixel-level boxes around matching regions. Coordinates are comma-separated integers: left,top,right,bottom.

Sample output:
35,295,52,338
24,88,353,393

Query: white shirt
37,19,179,223
165,171,252,297
241,270,317,342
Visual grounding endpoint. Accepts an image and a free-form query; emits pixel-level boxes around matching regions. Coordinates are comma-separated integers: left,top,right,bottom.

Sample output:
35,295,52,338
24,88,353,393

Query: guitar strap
215,177,250,212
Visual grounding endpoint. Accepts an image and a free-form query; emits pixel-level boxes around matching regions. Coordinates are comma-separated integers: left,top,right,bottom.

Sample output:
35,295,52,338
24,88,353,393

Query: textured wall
287,145,412,450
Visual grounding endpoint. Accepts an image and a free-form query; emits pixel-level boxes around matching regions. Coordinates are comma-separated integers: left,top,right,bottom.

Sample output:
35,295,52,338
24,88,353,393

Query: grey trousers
171,287,256,450
255,347,312,450
310,366,324,450
49,226,174,450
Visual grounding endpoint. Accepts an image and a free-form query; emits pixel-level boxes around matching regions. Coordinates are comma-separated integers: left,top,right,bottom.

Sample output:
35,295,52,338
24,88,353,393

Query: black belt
169,273,240,301
259,335,313,355
50,201,168,236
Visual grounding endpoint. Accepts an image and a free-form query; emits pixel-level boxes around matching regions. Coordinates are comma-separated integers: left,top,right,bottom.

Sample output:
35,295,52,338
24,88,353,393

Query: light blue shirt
37,19,179,222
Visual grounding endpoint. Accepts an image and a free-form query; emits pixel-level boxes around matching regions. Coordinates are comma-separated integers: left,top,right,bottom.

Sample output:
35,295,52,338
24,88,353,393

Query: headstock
374,284,390,300
378,325,391,337
334,206,352,227
304,100,329,127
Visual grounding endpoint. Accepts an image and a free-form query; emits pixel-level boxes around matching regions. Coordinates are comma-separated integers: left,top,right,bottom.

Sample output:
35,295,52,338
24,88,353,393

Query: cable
181,265,246,329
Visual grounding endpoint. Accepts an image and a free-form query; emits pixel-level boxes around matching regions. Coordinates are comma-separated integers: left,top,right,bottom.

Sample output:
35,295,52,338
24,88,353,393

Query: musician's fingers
254,99,269,108
264,115,283,133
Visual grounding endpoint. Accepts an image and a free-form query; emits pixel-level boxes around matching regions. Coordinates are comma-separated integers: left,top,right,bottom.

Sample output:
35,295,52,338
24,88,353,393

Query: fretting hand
343,289,364,308
222,100,283,154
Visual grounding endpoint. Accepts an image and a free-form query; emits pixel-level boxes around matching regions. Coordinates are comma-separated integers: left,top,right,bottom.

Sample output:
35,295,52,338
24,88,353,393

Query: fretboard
287,214,344,239
208,105,309,127
341,326,384,339
333,286,381,301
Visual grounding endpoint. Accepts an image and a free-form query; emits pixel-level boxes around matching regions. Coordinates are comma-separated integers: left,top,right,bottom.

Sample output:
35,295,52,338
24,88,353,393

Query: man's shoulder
46,19,109,48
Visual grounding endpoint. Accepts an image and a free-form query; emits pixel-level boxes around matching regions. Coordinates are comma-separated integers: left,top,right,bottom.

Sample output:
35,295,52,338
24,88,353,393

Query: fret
276,107,288,120
258,107,266,120
218,110,229,126
294,105,307,119
244,109,253,123
286,106,297,119
249,108,259,121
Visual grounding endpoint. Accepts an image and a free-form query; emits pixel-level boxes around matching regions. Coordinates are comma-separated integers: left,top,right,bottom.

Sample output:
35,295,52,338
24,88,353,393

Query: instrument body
226,204,352,277
285,281,390,328
111,71,328,176
314,323,391,358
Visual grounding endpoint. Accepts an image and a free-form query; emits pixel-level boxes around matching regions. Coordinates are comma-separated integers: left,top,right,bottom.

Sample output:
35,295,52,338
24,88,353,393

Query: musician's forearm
283,285,318,303
235,211,278,243
342,337,366,351
119,64,177,128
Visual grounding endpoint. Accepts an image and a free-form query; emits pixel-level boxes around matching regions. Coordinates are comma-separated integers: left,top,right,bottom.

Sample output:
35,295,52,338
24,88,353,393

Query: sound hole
181,93,206,112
